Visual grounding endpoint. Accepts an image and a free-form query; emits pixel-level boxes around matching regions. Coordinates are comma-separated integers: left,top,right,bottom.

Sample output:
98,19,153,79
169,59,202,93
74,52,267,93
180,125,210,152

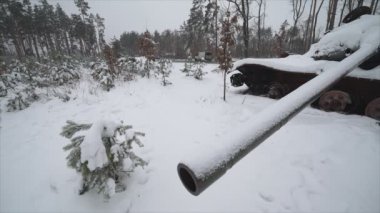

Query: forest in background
0,0,379,62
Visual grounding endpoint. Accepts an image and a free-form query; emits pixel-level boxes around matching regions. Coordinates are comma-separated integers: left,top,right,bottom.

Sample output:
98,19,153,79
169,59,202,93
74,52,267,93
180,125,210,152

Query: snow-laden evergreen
61,120,147,198
1,58,81,111
181,57,207,80
154,59,173,86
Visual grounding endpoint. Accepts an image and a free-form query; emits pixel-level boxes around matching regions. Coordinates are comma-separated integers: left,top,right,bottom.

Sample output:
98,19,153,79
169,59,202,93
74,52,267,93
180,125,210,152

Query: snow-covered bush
181,57,206,80
49,62,80,86
116,57,143,81
61,120,147,198
90,62,115,91
138,31,157,79
0,58,81,111
0,74,17,97
6,93,30,112
6,87,39,112
155,59,172,86
192,61,206,80
181,56,194,76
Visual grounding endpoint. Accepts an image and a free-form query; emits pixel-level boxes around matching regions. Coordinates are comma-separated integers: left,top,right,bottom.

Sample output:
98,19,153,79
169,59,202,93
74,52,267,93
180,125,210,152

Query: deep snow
1,63,379,212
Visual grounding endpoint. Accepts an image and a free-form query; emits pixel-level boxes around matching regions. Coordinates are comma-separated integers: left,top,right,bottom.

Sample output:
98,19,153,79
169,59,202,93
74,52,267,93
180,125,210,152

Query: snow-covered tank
231,8,380,120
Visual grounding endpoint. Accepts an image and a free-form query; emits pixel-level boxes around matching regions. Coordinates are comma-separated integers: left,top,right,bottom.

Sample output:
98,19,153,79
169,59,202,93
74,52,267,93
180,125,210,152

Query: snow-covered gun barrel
177,41,380,196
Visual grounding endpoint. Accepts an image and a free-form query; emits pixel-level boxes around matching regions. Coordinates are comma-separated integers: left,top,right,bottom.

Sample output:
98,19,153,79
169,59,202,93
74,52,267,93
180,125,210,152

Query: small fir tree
138,31,157,78
192,61,206,80
61,120,147,198
217,10,237,101
91,62,115,91
155,59,172,86
181,56,206,80
181,56,194,76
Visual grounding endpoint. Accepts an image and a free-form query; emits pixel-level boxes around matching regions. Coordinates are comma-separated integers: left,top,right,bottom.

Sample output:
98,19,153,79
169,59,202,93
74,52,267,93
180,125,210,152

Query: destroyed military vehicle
230,7,380,120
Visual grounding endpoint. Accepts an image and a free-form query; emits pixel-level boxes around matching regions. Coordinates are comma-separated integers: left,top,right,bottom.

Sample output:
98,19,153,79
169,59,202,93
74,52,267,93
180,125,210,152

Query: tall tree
326,0,338,31
204,0,219,55
254,0,265,56
290,0,307,51
184,0,207,56
138,31,157,78
94,14,105,54
227,0,252,57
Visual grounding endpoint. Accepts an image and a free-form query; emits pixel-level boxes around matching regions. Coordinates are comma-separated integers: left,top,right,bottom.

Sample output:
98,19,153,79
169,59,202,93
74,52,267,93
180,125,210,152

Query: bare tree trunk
223,68,227,101
338,0,347,26
370,0,376,12
11,36,22,60
241,0,249,57
257,0,263,56
64,32,71,55
327,0,338,31
227,0,251,57
37,36,46,56
308,0,317,48
304,0,314,51
325,0,332,32
32,36,40,60
215,0,218,59
291,0,307,52
373,0,379,14
348,0,353,12
312,0,325,42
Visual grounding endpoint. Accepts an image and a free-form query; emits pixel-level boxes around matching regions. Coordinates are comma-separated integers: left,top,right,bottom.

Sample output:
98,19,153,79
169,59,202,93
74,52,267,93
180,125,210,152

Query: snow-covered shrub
0,74,17,97
49,62,80,86
0,58,82,111
0,80,7,97
61,120,147,198
192,61,206,80
155,59,172,86
6,93,30,112
181,57,206,80
181,56,194,76
142,58,154,78
90,62,115,91
116,57,143,81
138,31,157,79
6,87,39,112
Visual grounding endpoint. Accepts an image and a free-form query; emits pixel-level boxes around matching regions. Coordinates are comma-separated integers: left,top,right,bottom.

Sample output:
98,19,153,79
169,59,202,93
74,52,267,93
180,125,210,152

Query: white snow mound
80,120,119,171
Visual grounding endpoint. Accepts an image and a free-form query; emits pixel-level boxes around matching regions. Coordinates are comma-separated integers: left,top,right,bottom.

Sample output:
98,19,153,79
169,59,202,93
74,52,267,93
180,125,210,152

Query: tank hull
234,63,380,116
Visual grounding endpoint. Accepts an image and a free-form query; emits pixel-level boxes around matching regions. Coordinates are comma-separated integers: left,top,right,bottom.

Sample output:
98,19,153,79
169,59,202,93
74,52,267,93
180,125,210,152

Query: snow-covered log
177,41,379,196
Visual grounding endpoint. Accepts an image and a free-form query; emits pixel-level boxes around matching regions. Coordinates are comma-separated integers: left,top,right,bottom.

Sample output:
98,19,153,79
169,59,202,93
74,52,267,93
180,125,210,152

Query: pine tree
181,56,194,76
61,120,147,198
138,31,157,78
94,14,105,54
184,0,207,56
155,59,172,86
193,61,206,80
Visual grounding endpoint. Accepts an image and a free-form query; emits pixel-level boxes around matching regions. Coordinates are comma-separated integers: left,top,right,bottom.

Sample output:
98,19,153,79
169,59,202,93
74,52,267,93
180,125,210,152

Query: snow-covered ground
1,63,379,212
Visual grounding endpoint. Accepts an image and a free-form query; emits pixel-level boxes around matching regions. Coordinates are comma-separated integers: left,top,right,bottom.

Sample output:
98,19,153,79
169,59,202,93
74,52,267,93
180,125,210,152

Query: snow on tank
230,11,380,120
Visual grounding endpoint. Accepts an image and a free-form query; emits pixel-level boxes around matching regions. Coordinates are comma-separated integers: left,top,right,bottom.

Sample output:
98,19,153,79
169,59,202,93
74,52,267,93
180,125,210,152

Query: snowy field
1,63,379,212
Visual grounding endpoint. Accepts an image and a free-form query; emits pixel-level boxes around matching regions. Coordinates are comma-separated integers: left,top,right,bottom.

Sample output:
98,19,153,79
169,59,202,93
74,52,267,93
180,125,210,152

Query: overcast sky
41,0,312,41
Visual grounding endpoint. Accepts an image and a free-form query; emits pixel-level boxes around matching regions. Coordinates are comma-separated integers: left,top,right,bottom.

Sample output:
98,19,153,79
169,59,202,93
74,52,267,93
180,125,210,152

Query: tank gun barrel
177,44,379,196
